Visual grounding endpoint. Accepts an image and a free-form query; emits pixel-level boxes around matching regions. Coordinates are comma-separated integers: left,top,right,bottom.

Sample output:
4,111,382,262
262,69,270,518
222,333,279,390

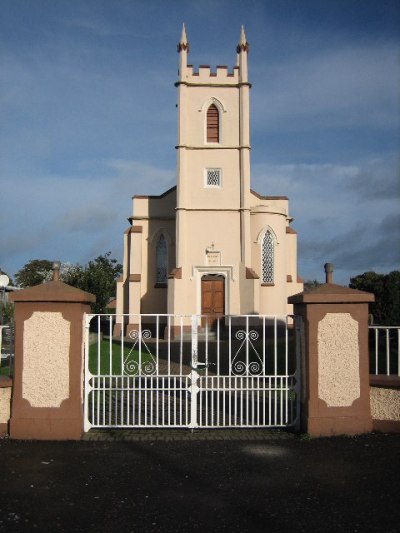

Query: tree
72,252,122,314
349,271,400,325
303,279,322,293
14,259,53,288
13,253,122,314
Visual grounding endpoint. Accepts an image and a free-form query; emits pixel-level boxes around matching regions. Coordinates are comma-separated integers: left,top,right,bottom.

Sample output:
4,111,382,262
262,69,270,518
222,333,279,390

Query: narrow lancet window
262,231,274,283
207,104,219,142
156,234,167,284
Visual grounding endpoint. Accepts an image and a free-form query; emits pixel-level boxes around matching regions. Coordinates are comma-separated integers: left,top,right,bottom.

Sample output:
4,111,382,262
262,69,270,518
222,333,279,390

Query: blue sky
1,0,399,285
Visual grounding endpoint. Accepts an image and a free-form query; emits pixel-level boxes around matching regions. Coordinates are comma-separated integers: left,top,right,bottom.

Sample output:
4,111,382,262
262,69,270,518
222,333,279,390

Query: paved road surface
0,431,399,532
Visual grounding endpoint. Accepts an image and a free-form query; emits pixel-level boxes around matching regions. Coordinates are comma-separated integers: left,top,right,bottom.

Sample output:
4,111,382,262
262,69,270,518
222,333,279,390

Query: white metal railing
369,326,400,376
0,324,14,377
83,313,301,431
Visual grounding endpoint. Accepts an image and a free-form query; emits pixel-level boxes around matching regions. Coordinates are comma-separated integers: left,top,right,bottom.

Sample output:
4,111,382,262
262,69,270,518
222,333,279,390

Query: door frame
201,274,225,326
193,266,232,317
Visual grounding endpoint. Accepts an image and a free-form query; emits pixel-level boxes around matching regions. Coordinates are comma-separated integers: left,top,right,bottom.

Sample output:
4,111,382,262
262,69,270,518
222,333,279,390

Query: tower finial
237,25,249,53
177,23,189,53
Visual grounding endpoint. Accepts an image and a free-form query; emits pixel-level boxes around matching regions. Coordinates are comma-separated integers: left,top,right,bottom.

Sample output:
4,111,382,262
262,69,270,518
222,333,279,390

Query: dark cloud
300,213,400,276
346,156,400,201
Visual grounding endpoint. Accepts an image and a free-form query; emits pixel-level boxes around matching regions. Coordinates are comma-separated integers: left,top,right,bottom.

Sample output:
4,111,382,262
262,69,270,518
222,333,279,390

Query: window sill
154,282,168,289
261,283,275,287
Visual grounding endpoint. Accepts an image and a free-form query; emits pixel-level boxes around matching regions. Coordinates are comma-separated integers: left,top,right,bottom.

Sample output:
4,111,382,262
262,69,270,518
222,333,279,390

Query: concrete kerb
82,428,296,442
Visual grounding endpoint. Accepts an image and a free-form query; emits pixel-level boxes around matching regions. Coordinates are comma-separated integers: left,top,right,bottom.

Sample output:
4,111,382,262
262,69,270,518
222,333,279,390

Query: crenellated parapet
177,24,249,86
179,64,239,85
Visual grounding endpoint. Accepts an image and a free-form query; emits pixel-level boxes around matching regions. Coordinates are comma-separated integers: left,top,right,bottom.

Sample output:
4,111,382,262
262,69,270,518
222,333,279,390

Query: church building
114,26,303,336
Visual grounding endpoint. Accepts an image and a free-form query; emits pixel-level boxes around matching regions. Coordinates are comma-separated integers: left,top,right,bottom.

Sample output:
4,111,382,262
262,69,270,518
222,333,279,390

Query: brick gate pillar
289,264,374,437
9,263,95,440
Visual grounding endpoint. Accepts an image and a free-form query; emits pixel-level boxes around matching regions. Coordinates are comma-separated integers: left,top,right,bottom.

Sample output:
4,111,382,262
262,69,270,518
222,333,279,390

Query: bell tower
170,25,254,317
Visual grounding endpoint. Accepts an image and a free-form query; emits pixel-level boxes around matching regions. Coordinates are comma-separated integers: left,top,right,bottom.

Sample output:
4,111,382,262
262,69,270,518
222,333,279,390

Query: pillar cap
9,280,95,304
288,283,375,304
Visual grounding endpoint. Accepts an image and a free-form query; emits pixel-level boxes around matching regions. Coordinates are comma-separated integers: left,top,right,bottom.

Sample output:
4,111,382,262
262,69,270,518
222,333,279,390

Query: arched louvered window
261,231,274,283
156,234,167,284
207,104,219,142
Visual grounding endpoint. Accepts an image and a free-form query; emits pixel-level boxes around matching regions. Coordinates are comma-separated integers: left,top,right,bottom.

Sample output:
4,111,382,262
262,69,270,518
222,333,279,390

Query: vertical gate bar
190,315,199,429
217,318,220,375
103,376,107,426
127,374,131,426
98,376,101,426
262,316,266,374
285,317,289,424
268,376,272,426
120,315,124,375
83,314,91,431
262,376,266,426
274,316,278,376
199,381,203,427
97,316,101,375
167,315,171,376
251,376,255,426
228,316,232,375
246,315,249,370
240,376,243,426
246,316,249,426
386,329,390,375
180,316,183,375
150,372,154,426
225,376,229,427
375,329,378,374
138,316,142,426
398,329,400,377
219,377,222,427
162,376,165,426
132,375,139,426
186,376,189,427
144,374,148,427
109,316,112,375
205,317,208,427
156,375,159,427
156,315,159,375
115,377,118,426
171,376,176,426
121,376,124,426
95,378,98,426
234,376,237,426
156,315,159,426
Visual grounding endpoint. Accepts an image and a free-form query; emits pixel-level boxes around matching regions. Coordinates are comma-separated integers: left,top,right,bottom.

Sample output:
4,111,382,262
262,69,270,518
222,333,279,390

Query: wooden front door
201,275,225,328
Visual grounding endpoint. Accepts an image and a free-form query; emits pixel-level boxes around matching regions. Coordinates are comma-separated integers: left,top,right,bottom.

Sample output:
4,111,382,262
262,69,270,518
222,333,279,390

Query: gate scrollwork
124,329,157,375
231,329,263,376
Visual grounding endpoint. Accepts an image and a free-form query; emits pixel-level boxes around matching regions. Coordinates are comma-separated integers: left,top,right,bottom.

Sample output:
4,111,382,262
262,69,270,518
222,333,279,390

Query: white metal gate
83,314,301,431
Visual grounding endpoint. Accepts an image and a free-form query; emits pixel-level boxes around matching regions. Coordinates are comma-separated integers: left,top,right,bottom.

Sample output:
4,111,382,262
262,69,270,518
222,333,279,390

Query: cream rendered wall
179,86,239,147
129,191,176,316
250,199,289,316
180,150,241,209
172,209,242,316
285,231,303,314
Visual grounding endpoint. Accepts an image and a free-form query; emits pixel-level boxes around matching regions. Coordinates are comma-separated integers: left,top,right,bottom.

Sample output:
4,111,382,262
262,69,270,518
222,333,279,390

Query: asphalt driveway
0,431,399,532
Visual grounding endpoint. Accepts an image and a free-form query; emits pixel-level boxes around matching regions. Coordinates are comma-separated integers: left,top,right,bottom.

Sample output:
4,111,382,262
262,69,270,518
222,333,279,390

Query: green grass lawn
88,339,154,375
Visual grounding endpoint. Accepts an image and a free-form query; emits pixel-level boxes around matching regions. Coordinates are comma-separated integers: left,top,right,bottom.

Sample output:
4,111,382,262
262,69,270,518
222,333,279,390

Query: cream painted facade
115,26,302,335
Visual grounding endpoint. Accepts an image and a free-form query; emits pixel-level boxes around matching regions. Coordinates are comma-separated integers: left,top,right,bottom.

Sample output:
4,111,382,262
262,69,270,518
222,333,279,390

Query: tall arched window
261,231,274,283
207,104,219,142
156,234,167,284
